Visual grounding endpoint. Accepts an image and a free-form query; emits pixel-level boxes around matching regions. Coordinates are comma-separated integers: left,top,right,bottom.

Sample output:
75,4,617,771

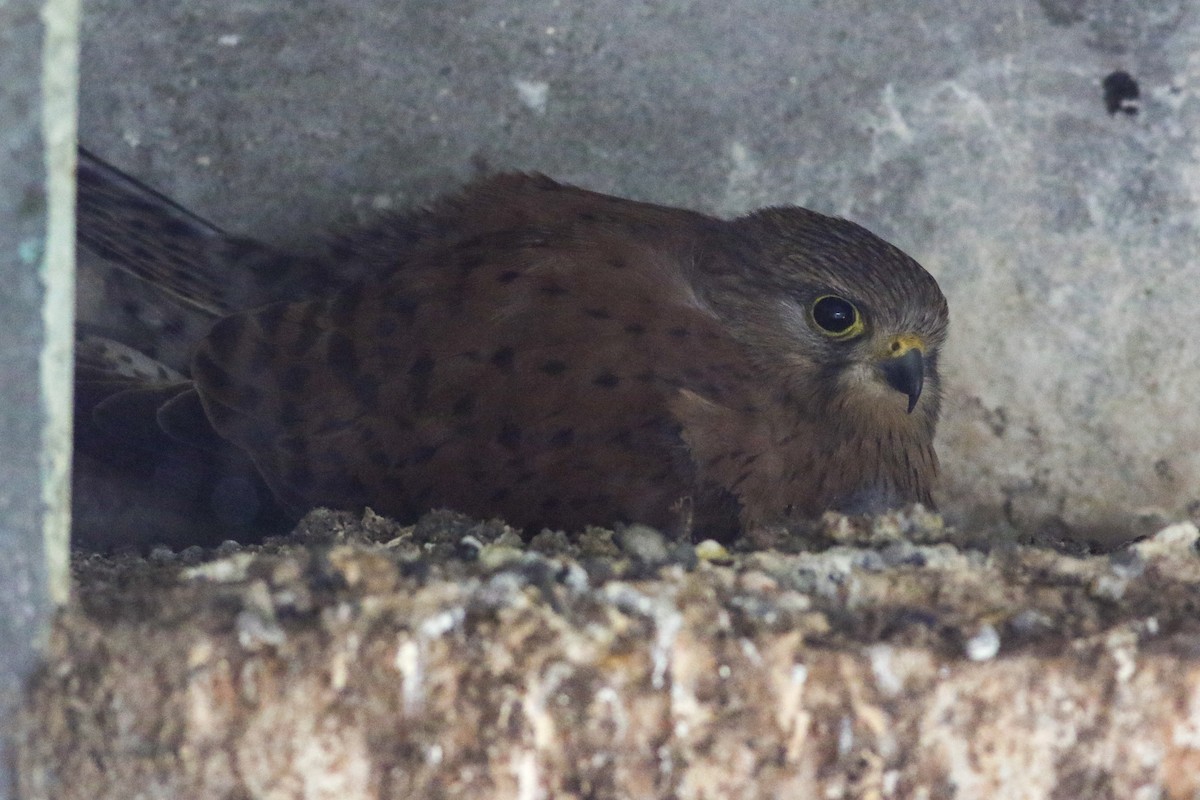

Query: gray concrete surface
77,0,1200,540
0,0,78,796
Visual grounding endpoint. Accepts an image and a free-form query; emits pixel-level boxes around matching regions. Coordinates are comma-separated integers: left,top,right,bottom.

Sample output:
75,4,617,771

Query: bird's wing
190,214,756,532
76,147,345,314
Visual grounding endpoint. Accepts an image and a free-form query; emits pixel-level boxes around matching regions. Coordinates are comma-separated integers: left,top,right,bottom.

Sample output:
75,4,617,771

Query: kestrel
76,147,948,541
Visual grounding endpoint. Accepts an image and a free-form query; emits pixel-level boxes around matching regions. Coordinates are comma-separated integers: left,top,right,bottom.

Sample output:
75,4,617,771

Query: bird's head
699,206,949,435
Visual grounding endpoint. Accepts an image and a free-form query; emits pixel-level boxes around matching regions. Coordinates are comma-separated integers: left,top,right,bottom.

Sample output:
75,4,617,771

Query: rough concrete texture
0,0,78,798
17,509,1200,798
74,0,1200,542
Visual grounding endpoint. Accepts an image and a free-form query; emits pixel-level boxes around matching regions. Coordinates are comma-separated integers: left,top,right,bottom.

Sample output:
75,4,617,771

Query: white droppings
868,645,904,696
1132,521,1200,558
394,639,423,714
1090,573,1128,601
514,79,549,114
652,606,682,690
791,663,808,687
420,607,464,638
964,624,1001,662
235,609,285,651
182,551,255,582
514,750,540,800
739,638,764,666
719,140,762,215
837,716,855,756
217,34,241,46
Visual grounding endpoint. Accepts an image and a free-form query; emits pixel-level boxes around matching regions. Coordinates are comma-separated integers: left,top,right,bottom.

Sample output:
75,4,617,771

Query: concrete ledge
17,510,1200,798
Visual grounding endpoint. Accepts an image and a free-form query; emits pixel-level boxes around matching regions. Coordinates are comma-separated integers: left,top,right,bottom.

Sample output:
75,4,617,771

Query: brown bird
76,147,948,541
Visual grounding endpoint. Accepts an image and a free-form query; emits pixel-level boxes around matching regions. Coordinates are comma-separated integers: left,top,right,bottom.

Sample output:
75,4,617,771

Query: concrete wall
77,0,1200,539
0,0,78,796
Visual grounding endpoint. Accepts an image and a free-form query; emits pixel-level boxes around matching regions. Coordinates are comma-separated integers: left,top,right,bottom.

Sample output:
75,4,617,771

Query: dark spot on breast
491,347,515,373
704,453,729,468
381,293,419,319
577,212,597,222
353,374,382,409
328,284,365,326
277,435,307,456
669,327,690,338
593,372,620,388
408,354,435,410
539,281,568,297
412,445,439,464
292,317,321,356
452,393,477,416
459,253,485,274
608,429,635,448
248,341,274,371
326,332,358,380
540,360,568,376
497,270,521,284
608,257,627,269
497,422,522,450
161,316,185,337
278,400,302,427
206,316,247,362
624,323,646,335
279,365,311,393
284,462,313,490
549,428,575,447
375,316,400,338
250,252,295,285
192,351,232,392
584,308,612,319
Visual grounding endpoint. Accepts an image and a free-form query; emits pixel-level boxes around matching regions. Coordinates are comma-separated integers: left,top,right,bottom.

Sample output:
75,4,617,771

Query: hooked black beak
880,347,924,414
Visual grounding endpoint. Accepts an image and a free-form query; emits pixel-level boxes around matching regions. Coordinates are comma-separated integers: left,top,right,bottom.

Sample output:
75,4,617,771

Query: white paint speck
514,79,550,115
718,140,762,216
217,34,241,47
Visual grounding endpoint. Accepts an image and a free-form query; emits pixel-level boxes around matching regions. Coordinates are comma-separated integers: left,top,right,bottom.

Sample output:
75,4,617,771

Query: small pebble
617,524,669,565
695,539,732,563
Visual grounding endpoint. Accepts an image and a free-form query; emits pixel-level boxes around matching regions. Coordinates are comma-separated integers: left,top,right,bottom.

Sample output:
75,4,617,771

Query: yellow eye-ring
810,295,865,339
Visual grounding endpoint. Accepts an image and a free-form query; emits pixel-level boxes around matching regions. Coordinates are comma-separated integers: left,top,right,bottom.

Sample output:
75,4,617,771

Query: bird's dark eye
810,295,864,339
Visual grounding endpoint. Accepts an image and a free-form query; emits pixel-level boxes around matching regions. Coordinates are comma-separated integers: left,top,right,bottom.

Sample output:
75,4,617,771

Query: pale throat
834,361,931,436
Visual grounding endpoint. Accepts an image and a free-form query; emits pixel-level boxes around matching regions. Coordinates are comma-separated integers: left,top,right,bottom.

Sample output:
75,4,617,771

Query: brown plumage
76,148,948,540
